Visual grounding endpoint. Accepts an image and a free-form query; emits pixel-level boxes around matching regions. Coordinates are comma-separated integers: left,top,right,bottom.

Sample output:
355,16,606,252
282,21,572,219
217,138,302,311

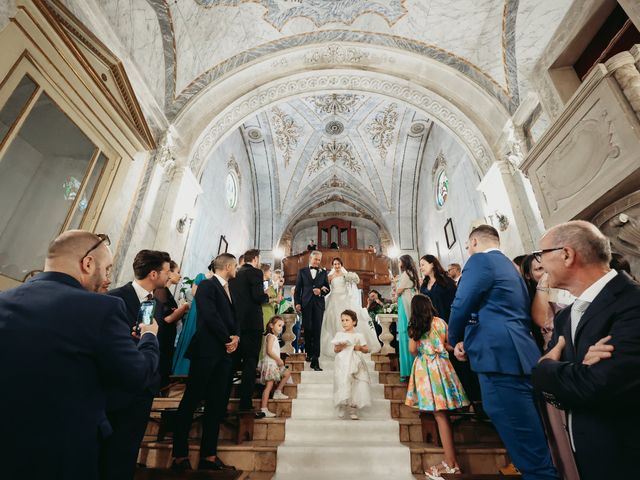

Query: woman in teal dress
396,254,419,381
172,270,208,375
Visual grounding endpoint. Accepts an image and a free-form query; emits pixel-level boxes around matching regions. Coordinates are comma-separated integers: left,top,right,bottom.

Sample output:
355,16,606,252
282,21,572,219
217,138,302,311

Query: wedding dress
320,272,381,358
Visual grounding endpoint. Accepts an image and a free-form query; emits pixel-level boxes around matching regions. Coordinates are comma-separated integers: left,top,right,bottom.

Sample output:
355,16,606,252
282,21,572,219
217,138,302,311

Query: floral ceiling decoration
271,106,302,167
307,139,360,174
366,103,399,163
305,93,364,116
194,0,407,30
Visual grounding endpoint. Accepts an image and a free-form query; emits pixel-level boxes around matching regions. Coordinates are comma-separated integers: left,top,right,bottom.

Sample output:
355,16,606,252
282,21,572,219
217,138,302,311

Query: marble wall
180,129,256,280
0,0,15,32
415,125,487,268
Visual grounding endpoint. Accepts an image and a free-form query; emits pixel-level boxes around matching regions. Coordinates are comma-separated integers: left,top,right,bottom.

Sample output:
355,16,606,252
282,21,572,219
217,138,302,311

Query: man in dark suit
449,225,557,480
532,220,640,479
229,249,269,416
172,253,239,471
101,249,170,480
295,250,330,371
0,230,159,480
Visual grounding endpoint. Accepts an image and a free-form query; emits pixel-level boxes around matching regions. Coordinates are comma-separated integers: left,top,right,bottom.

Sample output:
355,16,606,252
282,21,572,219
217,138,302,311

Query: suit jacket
532,272,640,474
106,282,163,410
229,264,269,332
294,266,330,308
0,272,159,480
186,276,239,360
448,250,540,375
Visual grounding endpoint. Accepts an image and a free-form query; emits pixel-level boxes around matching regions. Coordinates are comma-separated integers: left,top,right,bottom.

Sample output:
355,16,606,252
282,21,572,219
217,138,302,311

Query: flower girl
332,309,372,420
258,316,291,418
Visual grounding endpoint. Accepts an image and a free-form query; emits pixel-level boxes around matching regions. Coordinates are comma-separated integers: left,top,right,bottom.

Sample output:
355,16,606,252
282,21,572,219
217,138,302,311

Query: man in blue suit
449,225,557,479
0,230,159,480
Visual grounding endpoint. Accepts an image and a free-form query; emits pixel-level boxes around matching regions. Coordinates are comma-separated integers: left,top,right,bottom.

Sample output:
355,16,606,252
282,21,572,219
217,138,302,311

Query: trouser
238,329,262,410
172,355,233,458
478,373,558,480
100,394,154,480
301,301,324,359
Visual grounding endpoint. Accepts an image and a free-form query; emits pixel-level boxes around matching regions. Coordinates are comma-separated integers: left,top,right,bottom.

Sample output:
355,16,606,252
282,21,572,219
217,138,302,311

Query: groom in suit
448,225,557,480
295,250,330,370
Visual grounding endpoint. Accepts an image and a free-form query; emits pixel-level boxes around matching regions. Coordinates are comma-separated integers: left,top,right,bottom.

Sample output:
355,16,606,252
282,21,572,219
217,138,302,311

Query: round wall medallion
410,122,425,134
325,120,344,135
247,128,263,141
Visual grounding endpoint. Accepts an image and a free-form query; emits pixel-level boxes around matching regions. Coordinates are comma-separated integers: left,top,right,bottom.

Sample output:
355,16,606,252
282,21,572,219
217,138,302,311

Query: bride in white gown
320,257,381,358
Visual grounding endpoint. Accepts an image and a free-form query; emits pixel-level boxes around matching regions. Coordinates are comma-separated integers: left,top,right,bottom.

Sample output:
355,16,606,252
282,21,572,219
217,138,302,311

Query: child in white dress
332,309,372,420
258,316,291,418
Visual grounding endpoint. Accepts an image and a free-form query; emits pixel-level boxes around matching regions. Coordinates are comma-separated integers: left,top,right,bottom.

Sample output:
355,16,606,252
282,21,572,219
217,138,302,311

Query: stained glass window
436,169,448,208
226,172,238,209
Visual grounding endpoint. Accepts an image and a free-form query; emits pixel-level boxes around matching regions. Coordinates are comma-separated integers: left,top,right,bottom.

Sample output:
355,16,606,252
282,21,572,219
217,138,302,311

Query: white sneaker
261,408,276,418
349,407,359,420
273,390,288,400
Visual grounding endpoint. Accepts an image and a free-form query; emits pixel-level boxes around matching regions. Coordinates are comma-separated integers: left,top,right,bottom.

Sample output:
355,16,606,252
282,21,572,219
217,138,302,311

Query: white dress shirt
132,280,153,303
309,265,317,280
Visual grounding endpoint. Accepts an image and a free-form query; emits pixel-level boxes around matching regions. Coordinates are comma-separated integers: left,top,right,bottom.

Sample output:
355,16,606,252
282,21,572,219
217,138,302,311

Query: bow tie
310,267,319,271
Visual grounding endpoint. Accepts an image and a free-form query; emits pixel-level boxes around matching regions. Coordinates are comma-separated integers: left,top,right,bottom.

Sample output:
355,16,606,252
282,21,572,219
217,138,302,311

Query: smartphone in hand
136,300,156,334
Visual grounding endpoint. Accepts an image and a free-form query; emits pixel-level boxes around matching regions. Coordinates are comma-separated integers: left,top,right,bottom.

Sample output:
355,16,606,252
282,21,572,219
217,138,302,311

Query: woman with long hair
419,254,457,322
396,254,419,381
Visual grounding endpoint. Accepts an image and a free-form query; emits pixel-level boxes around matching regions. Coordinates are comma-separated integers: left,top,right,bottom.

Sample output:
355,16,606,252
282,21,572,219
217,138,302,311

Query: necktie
223,283,232,303
570,298,590,344
146,293,153,301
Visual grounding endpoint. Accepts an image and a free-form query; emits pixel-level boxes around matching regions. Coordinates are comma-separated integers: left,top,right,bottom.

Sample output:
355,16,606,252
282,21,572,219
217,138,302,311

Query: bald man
532,221,640,480
0,230,159,480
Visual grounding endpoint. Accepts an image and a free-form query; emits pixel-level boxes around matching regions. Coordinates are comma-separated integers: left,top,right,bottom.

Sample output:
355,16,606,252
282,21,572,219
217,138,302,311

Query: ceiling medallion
247,128,263,141
308,139,360,175
325,120,344,136
410,122,426,134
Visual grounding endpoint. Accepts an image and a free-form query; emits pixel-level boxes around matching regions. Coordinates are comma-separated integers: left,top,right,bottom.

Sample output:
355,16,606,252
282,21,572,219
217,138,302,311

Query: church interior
1,0,640,478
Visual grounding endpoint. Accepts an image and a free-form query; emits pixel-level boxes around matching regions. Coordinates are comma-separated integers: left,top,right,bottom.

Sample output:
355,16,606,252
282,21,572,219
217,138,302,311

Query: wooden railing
282,249,392,292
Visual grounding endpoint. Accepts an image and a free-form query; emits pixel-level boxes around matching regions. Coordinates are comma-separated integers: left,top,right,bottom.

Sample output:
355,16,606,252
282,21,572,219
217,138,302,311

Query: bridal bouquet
344,271,360,285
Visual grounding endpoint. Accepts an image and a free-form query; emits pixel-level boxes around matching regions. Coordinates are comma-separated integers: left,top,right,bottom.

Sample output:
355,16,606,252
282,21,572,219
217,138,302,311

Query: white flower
344,272,360,285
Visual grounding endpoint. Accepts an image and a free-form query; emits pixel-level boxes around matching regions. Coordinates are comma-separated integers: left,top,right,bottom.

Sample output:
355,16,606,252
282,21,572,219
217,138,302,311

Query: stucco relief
307,139,361,174
538,107,619,213
190,74,493,176
305,93,364,116
594,191,640,273
271,106,302,167
366,103,399,163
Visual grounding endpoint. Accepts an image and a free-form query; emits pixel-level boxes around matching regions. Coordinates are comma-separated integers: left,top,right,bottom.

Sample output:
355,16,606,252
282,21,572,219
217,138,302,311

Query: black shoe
306,355,312,362
312,363,323,371
198,458,236,470
171,459,192,471
254,410,266,419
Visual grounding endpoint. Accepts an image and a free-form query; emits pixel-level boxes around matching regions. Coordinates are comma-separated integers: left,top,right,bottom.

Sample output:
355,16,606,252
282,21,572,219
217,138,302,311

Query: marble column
605,51,640,122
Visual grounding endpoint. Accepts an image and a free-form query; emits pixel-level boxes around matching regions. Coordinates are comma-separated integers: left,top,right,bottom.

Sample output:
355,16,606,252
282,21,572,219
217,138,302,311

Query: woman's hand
276,357,285,367
334,343,345,353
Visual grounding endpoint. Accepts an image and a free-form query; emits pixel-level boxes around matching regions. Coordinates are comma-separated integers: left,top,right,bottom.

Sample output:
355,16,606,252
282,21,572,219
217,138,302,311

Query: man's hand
226,335,239,353
539,336,566,363
295,304,302,313
139,320,159,337
453,342,467,361
583,335,614,366
312,288,321,296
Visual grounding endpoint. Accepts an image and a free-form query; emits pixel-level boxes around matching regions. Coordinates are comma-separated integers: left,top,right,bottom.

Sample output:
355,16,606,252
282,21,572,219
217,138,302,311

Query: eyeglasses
81,233,111,260
532,247,564,263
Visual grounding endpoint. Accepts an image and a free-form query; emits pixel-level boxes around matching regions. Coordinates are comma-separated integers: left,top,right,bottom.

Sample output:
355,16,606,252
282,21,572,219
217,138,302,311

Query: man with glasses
448,225,557,480
531,220,640,480
101,249,171,480
0,230,159,480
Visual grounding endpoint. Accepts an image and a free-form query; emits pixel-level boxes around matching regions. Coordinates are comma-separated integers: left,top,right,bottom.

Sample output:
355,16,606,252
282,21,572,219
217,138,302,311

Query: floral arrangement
179,276,195,298
383,303,398,314
344,271,360,285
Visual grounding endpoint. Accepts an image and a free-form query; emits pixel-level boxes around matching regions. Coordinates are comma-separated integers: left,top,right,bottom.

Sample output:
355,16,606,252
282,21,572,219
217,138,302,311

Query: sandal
426,461,461,480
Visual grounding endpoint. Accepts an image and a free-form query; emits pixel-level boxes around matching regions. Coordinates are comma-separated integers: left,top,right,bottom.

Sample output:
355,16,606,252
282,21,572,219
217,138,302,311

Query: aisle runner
273,355,415,480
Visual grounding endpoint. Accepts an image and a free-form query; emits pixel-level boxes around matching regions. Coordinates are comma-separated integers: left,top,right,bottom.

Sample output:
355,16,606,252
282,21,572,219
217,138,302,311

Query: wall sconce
176,214,194,234
388,246,400,259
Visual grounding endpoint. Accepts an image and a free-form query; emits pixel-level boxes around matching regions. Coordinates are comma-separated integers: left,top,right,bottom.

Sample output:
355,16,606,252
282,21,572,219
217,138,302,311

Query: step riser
296,383,385,399
300,371,380,384
291,399,391,419
411,449,510,475
285,423,399,443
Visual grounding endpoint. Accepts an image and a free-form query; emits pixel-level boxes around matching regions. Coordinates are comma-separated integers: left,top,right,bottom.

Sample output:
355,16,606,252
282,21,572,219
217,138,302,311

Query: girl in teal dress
396,255,419,381
405,294,469,479
172,271,207,375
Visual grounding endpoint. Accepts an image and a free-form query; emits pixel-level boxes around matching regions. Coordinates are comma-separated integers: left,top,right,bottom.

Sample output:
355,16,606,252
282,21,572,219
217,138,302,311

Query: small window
435,169,449,208
0,81,102,281
0,75,38,147
226,171,238,209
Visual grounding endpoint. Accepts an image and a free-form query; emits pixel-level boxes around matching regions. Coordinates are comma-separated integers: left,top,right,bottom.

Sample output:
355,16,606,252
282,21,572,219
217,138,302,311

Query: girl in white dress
258,316,291,418
332,309,372,420
321,257,381,358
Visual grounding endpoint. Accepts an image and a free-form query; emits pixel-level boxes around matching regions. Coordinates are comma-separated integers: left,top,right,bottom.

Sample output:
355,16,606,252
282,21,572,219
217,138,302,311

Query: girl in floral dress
405,294,469,479
258,316,291,418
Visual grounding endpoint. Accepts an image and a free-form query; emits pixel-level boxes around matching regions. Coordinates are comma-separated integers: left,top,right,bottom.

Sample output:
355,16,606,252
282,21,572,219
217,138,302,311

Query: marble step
300,369,379,384
274,444,413,477
316,358,377,371
284,418,399,443
291,398,390,419
296,382,385,399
